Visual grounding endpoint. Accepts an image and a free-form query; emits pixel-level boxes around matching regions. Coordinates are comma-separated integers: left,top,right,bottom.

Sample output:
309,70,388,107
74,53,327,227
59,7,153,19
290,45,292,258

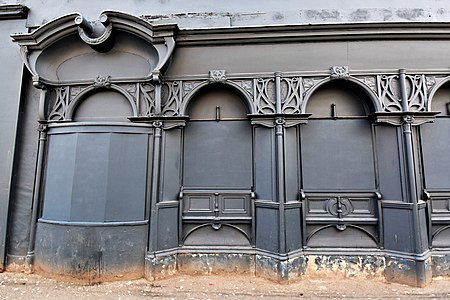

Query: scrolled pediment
11,10,177,85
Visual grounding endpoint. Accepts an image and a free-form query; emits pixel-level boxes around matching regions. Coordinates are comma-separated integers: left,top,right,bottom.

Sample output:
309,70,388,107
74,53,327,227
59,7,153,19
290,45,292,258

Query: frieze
45,72,448,122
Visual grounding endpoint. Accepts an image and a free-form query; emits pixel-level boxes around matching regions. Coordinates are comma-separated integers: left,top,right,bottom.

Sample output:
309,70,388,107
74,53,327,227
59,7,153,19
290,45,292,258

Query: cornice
176,22,450,46
0,4,28,20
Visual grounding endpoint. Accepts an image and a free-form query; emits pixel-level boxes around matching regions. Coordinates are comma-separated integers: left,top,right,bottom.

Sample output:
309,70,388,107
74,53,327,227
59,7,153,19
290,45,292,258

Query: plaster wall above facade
4,0,450,28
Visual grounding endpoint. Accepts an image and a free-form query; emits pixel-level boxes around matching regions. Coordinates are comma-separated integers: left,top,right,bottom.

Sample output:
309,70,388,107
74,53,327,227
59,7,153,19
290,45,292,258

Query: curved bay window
300,80,380,248
42,90,151,223
181,84,253,247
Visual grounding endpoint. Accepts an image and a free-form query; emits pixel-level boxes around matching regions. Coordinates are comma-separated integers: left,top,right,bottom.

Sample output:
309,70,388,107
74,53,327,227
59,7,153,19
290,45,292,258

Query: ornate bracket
370,111,439,126
128,116,188,130
250,114,310,128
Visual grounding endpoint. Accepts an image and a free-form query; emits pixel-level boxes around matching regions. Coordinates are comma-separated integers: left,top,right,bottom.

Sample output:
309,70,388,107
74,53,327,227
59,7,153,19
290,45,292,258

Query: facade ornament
152,120,163,128
275,117,286,126
402,114,415,124
326,197,353,231
93,75,111,88
426,76,436,92
361,76,376,92
302,78,315,92
209,70,227,82
330,66,349,79
75,14,115,53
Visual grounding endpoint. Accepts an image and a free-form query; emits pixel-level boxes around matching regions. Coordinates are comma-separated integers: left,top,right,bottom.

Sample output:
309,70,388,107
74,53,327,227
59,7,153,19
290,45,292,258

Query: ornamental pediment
11,11,177,85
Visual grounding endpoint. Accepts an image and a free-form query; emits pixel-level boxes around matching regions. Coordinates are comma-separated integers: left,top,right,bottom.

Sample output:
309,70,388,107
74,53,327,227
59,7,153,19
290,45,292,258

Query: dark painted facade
2,2,450,287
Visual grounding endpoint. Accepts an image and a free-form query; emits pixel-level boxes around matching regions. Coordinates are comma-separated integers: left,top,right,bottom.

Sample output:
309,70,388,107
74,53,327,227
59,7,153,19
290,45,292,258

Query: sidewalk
1,272,450,299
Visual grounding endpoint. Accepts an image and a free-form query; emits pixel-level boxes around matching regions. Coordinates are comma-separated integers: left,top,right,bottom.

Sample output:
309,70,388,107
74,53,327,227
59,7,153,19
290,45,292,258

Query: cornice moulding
0,4,28,20
175,22,450,46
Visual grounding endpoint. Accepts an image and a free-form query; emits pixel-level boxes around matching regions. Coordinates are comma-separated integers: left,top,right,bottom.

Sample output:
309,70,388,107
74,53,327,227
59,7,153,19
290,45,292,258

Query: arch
427,75,450,112
302,77,382,114
180,81,256,116
306,224,378,245
183,223,251,245
66,84,137,120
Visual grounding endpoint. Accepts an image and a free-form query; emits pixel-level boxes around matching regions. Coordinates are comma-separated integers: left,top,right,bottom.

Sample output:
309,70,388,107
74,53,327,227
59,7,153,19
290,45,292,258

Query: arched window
421,81,450,248
300,80,379,248
183,84,252,188
181,83,253,247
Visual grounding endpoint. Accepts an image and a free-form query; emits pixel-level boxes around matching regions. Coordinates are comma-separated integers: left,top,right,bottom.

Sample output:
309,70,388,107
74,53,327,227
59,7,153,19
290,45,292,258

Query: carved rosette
209,70,227,82
330,66,349,79
93,75,111,89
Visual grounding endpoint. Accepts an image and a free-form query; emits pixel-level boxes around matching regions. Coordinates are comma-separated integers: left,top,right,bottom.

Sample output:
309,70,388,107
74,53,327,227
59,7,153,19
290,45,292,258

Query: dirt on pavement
1,272,450,299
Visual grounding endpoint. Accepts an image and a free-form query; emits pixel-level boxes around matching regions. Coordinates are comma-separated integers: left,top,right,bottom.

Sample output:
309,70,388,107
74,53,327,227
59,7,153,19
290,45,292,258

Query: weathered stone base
5,254,26,272
385,255,432,287
16,245,439,287
33,222,148,284
255,254,307,282
145,252,177,280
431,252,450,277
305,255,385,279
177,253,255,275
146,252,387,283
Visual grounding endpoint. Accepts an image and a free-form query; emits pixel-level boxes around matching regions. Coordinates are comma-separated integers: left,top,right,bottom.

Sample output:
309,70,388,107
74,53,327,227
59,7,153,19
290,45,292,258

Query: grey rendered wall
10,0,450,28
167,40,450,77
5,76,39,268
0,17,27,270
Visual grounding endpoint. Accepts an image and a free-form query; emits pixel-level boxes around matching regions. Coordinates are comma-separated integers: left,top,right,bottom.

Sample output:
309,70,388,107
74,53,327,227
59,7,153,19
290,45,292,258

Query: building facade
2,1,450,287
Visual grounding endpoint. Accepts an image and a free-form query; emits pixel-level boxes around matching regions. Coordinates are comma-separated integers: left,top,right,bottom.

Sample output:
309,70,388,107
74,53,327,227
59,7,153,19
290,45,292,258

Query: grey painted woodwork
6,5,450,287
42,125,150,222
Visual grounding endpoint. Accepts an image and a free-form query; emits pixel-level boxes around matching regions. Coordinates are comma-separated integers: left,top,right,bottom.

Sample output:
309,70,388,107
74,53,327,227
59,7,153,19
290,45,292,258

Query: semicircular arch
66,84,137,120
180,81,256,116
427,75,450,112
302,77,381,114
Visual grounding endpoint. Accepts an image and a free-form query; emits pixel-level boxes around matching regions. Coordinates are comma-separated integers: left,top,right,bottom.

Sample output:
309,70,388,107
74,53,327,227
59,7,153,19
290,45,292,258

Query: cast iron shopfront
6,9,450,287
